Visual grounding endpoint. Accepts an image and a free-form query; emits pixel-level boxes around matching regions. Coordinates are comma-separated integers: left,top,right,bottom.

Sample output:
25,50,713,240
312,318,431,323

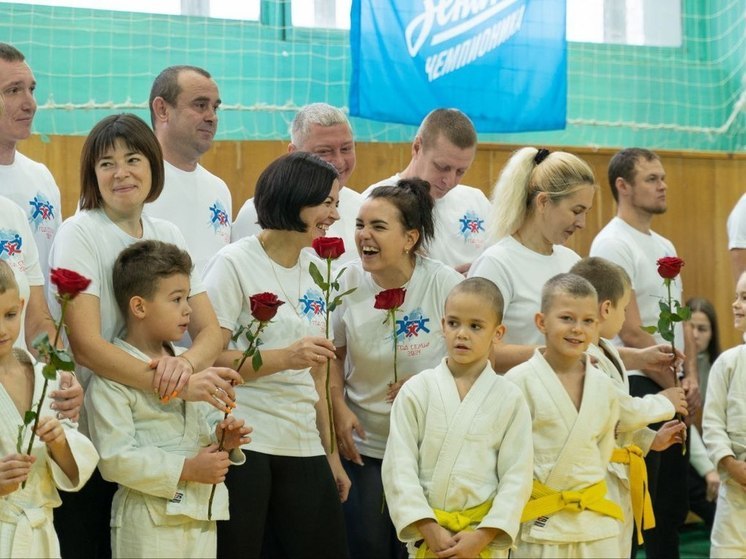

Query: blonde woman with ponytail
469,147,597,372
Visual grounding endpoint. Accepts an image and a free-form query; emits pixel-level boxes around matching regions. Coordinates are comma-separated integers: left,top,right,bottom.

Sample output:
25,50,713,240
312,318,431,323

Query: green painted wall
1,0,743,151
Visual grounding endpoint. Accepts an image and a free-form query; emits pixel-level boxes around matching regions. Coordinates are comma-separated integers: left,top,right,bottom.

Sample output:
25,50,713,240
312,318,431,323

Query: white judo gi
0,349,98,558
382,359,534,558
85,340,245,558
505,349,656,558
587,339,676,556
703,344,746,558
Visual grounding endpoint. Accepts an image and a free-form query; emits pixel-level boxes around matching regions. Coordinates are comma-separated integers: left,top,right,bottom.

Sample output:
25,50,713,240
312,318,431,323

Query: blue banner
349,0,567,132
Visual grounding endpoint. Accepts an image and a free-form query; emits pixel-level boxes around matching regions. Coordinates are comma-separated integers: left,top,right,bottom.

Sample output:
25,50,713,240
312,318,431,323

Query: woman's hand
386,375,413,403
49,371,83,421
327,452,351,503
285,336,337,370
149,354,194,401
334,401,366,465
180,367,243,412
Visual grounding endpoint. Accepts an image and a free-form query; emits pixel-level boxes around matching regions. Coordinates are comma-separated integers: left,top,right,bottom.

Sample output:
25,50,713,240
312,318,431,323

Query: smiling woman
49,113,236,557
468,147,597,372
203,151,350,558
330,178,463,559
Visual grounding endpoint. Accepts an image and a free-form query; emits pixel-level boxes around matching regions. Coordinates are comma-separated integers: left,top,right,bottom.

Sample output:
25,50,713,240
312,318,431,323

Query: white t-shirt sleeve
590,236,637,284
50,219,102,299
469,251,515,317
203,248,246,333
231,198,260,242
727,194,746,249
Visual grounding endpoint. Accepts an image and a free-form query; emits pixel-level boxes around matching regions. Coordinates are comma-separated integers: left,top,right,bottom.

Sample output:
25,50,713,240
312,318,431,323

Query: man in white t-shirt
0,43,62,281
726,193,746,283
590,148,698,559
146,65,232,275
232,103,363,265
362,108,490,273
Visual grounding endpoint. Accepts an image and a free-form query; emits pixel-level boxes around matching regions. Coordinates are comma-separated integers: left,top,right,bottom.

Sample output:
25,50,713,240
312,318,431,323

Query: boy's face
441,291,505,369
600,288,631,339
0,288,23,358
536,293,598,359
732,272,746,332
138,274,191,342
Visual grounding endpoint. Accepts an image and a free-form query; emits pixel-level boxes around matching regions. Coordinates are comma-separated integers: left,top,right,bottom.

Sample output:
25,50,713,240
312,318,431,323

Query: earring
404,248,410,255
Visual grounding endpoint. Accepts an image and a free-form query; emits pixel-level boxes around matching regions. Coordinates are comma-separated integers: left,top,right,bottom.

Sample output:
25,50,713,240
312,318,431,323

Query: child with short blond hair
570,256,687,555
85,240,251,558
383,278,533,558
0,260,98,558
505,273,676,558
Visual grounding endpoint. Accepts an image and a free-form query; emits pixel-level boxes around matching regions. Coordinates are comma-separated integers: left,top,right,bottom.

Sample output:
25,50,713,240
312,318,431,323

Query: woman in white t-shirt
468,147,597,372
49,114,240,558
204,152,348,558
331,178,463,559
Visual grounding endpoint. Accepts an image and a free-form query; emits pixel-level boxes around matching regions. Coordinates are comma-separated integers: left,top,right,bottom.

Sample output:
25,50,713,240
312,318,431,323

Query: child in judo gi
382,277,534,558
505,273,677,558
0,260,98,558
703,270,746,558
84,240,251,558
570,256,687,556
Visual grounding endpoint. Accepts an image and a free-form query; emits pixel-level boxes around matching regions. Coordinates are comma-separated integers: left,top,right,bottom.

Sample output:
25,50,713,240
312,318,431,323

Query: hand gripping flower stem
207,293,283,520
642,257,690,454
309,237,355,455
17,268,90,488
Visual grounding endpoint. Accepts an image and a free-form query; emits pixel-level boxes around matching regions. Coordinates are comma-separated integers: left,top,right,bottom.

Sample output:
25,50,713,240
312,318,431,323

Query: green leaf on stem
676,302,692,320
42,362,58,381
308,263,328,291
640,325,658,334
252,350,263,372
231,325,246,343
334,266,347,282
50,349,75,371
658,300,671,314
24,409,36,425
31,332,52,355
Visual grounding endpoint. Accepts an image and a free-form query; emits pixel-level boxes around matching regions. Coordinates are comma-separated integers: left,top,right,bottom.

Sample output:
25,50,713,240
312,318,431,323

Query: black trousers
217,450,348,559
54,468,117,559
629,375,690,559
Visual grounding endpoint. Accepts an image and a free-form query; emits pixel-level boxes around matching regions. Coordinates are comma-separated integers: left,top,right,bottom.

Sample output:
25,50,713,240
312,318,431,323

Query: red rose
250,292,285,322
657,257,685,280
50,268,91,299
312,237,345,260
374,288,406,310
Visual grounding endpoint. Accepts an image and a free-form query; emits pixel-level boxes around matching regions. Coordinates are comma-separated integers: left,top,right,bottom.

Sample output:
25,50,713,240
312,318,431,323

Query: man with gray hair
232,102,362,264
146,65,232,276
362,108,491,273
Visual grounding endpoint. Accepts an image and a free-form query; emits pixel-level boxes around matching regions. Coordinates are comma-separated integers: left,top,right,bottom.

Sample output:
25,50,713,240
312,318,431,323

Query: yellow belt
611,444,655,544
520,479,623,524
415,500,492,559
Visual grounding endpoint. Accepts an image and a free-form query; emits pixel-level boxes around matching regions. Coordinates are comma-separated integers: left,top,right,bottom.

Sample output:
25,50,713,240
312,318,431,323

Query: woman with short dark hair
205,151,349,558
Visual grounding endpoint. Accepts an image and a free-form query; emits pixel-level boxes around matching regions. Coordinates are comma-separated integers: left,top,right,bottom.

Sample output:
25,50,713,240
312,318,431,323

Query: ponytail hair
368,178,435,255
489,147,596,241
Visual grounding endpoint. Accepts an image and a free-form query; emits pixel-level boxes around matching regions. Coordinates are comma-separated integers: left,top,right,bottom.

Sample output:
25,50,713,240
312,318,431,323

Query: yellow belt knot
611,444,655,544
415,500,492,559
520,479,623,524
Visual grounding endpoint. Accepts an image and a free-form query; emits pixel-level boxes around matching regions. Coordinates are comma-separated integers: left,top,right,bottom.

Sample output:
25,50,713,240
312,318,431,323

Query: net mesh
1,1,745,150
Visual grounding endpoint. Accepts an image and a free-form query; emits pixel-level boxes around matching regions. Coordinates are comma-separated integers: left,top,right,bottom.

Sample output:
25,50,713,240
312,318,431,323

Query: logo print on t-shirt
28,194,56,231
209,200,230,232
299,289,326,319
0,229,23,260
395,308,431,341
459,210,485,239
